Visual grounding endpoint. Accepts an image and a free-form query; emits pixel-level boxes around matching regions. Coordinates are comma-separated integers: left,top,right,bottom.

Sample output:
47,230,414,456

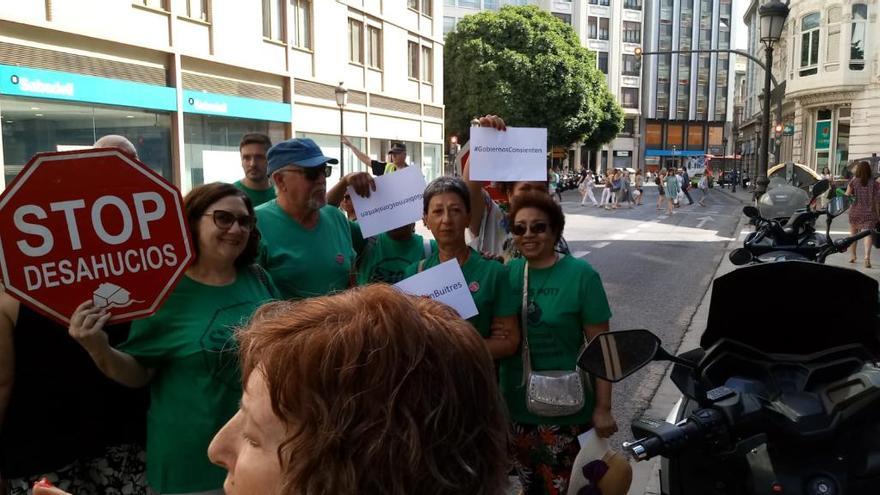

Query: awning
644,149,706,157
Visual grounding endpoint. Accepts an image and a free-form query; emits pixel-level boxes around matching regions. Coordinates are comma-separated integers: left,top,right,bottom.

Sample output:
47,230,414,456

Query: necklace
527,254,560,313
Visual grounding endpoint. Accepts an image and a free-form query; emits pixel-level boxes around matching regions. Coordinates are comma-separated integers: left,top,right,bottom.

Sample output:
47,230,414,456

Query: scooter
578,192,880,494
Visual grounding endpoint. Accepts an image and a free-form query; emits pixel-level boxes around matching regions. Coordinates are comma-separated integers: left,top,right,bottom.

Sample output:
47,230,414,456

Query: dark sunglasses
204,210,256,231
511,222,549,236
285,165,332,181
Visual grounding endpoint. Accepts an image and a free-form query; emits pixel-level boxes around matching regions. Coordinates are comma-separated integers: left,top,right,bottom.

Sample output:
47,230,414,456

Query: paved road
559,185,743,450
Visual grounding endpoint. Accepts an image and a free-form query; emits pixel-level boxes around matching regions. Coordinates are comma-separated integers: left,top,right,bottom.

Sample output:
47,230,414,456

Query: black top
0,305,148,478
370,160,386,176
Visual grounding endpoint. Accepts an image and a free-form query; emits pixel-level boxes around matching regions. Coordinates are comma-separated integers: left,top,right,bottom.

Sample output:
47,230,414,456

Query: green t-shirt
256,201,356,300
356,233,436,285
403,248,518,338
233,180,276,207
500,255,612,425
119,267,279,493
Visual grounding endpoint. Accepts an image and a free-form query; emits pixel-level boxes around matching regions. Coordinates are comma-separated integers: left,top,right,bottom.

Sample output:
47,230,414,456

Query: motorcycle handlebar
624,409,726,461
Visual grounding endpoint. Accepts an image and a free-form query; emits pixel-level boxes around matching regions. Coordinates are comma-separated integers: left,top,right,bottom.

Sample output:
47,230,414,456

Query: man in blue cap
255,138,373,299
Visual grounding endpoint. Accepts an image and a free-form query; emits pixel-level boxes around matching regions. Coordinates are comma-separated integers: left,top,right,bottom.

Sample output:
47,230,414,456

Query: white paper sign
394,259,479,320
349,165,427,238
469,127,548,182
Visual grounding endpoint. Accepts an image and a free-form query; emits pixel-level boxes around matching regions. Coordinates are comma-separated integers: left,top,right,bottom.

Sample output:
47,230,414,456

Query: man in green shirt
256,138,371,299
233,133,276,206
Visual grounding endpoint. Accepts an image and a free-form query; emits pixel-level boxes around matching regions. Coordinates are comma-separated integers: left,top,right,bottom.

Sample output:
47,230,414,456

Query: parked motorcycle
733,179,877,264
577,187,880,494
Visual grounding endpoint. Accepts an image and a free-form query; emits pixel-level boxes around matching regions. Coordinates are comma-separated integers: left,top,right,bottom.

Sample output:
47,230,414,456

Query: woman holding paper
403,177,520,359
68,182,279,495
499,191,617,494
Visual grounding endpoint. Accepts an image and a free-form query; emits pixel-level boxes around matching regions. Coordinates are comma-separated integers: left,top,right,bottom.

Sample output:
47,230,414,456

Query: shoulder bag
521,259,587,417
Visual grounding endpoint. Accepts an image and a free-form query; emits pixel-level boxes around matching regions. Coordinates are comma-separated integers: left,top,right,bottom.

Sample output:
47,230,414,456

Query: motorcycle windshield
757,179,811,220
701,261,880,355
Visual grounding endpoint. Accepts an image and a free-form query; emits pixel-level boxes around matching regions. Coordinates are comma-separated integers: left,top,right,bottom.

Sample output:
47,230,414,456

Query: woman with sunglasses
499,192,616,494
68,182,279,495
403,177,520,359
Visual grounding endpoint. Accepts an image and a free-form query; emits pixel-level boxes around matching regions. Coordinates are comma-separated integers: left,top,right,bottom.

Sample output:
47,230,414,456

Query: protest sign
468,127,548,182
394,259,478,319
0,148,193,325
348,165,426,238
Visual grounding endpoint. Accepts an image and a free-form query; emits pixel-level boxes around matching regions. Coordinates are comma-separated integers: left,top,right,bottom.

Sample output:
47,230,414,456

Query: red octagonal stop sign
0,148,193,325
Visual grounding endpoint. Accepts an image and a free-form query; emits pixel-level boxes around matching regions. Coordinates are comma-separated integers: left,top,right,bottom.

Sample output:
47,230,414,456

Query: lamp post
755,0,789,199
335,82,348,176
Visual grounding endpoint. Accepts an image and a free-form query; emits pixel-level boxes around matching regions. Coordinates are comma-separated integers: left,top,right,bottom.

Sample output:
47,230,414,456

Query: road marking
591,242,610,249
695,216,715,229
625,228,640,234
572,251,591,258
611,234,627,240
657,215,669,219
637,223,652,228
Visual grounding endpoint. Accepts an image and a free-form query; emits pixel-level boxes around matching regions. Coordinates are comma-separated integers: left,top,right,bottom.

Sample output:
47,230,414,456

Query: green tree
444,6,623,147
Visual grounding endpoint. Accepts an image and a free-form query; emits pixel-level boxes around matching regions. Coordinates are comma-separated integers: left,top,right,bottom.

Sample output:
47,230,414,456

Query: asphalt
626,184,879,495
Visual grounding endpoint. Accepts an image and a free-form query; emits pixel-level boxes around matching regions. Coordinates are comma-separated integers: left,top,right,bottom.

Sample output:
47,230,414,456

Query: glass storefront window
1,96,172,186
422,143,442,182
184,114,285,193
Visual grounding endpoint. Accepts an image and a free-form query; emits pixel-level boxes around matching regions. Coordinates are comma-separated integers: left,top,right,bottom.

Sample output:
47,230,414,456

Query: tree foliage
444,6,623,147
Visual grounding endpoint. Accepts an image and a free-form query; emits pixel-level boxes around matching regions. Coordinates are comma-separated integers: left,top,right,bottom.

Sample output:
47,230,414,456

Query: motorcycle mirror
810,179,830,199
827,196,849,218
729,248,754,266
743,206,761,219
578,330,660,382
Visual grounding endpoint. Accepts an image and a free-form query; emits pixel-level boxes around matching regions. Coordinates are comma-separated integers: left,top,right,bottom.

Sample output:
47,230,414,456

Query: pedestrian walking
610,170,622,209
666,168,681,215
698,174,709,207
845,161,880,268
601,172,613,209
680,168,695,205
655,170,666,210
579,172,598,206
634,171,644,205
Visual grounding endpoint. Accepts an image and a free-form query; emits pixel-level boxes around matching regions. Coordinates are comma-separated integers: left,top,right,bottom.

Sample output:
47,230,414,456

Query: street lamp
335,82,348,176
755,0,789,199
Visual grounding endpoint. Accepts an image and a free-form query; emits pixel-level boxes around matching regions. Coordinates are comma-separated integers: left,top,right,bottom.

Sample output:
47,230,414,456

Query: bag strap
520,260,531,387
422,238,432,260
418,259,426,273
250,264,273,295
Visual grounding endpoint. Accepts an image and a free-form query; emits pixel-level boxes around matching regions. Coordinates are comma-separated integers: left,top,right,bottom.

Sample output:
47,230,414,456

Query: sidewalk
628,184,878,495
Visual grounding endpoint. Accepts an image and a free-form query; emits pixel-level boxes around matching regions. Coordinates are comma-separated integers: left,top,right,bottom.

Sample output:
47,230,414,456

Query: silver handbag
521,260,587,418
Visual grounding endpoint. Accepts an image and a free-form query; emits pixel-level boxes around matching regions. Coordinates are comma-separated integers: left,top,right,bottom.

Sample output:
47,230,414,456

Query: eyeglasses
283,165,332,181
204,210,256,231
342,194,352,201
511,222,549,236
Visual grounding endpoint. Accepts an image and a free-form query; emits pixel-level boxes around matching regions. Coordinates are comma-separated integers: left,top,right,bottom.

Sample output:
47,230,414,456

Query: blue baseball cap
267,138,339,176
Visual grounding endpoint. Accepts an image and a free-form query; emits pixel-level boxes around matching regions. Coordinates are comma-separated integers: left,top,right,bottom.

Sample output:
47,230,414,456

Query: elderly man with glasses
255,138,371,300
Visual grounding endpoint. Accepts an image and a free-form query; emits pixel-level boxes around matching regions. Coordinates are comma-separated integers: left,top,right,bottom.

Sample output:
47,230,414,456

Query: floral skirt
510,422,590,495
6,444,146,495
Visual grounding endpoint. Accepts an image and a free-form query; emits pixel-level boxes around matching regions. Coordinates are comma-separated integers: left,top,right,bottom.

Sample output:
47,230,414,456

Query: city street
557,185,745,453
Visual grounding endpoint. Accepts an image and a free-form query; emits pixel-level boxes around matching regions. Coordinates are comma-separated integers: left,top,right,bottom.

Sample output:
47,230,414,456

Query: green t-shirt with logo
232,180,276,207
119,268,278,493
356,233,436,285
403,248,518,338
256,201,356,299
500,255,612,425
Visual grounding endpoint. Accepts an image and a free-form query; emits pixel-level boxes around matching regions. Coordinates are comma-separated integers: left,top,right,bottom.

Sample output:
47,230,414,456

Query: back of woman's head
855,161,872,186
238,284,510,495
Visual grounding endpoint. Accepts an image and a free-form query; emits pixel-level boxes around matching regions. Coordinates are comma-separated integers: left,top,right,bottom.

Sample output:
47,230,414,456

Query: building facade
639,0,735,175
742,0,878,177
444,0,643,173
0,0,445,192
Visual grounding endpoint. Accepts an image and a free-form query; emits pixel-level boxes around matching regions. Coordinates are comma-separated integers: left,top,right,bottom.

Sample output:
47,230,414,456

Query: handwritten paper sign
469,127,548,182
394,259,478,319
348,165,427,238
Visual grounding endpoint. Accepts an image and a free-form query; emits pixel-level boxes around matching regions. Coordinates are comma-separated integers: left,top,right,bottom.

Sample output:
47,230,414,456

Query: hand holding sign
347,166,426,238
394,260,479,319
469,127,548,182
0,149,193,325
